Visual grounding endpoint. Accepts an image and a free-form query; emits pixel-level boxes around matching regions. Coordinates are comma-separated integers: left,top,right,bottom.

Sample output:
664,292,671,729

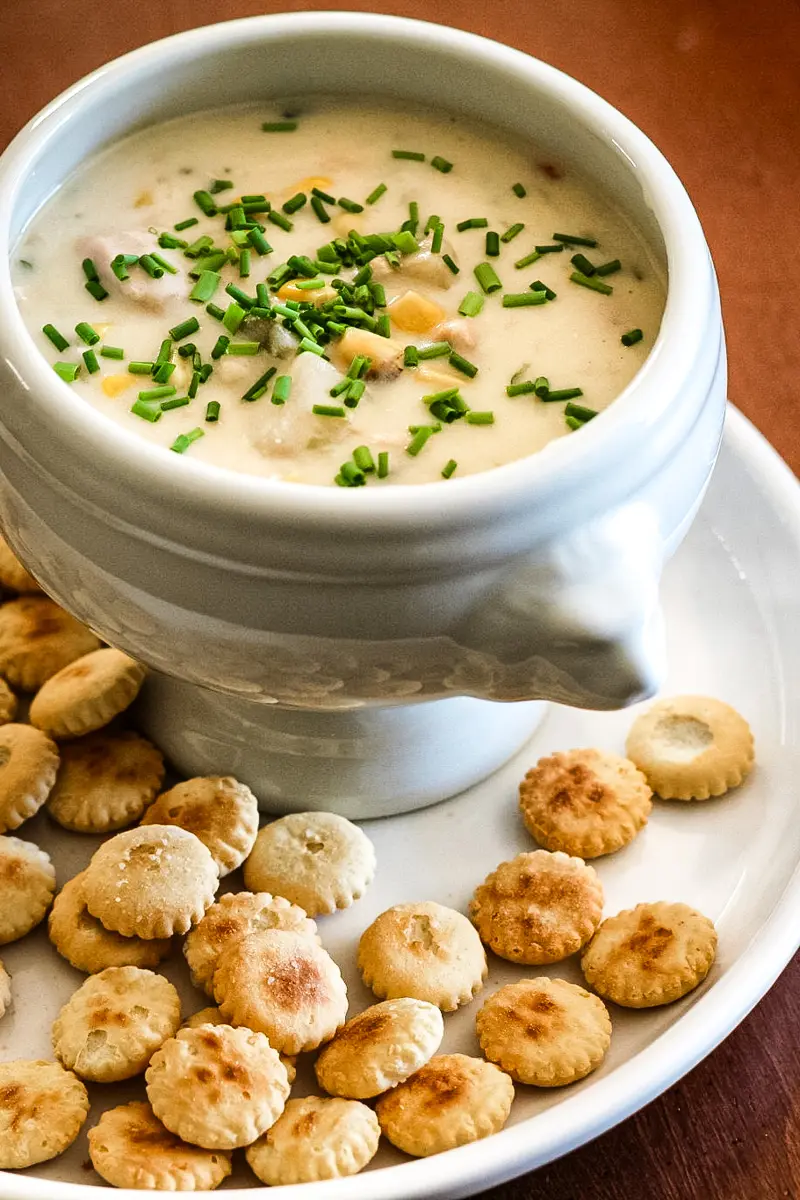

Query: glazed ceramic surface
0,14,725,810
1,408,799,1198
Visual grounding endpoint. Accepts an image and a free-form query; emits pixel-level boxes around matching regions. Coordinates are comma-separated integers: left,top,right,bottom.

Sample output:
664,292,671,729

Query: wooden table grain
2,2,798,1197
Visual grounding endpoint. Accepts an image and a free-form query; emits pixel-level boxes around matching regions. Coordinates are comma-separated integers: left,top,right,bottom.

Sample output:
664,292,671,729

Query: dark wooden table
2,2,799,1196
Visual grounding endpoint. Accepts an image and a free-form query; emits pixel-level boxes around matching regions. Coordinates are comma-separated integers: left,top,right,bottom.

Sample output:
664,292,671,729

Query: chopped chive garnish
139,255,163,279
515,250,541,269
190,271,221,303
242,366,276,401
295,278,325,290
534,376,550,396
474,263,502,294
131,398,162,422
502,291,547,308
210,179,233,194
311,196,331,224
512,182,527,197
310,186,335,205
417,342,451,360
199,364,213,382
553,232,597,247
457,218,489,231
169,316,200,341
138,385,175,401
240,194,268,207
544,387,584,402
344,379,366,408
205,400,221,422
442,458,458,479
338,197,364,213
570,271,613,295
339,461,366,486
404,346,419,367
531,280,557,300
223,303,246,334
184,235,214,259
170,427,205,453
150,252,177,275
406,426,435,455
377,451,389,478
262,121,298,132
227,341,261,355
75,323,100,346
156,338,172,364
431,223,444,254
193,190,217,217
158,232,187,250
110,257,131,282
392,231,419,255
425,214,441,234
535,244,564,255
246,229,272,257
188,371,200,399
485,232,500,257
595,259,622,277
174,217,199,231
100,345,125,359
85,281,109,301
570,253,596,276
299,338,326,356
353,263,372,286
82,258,99,282
621,328,644,346
53,361,80,382
188,253,227,277
442,254,459,275
565,415,584,430
465,411,494,425
448,351,478,378
501,223,525,243
283,192,307,214
43,324,69,351
353,446,375,472
312,404,346,417
565,401,598,421
211,335,230,359
152,361,175,384
160,396,190,412
239,248,252,278
431,155,453,173
268,210,293,233
288,254,318,278
81,349,99,374
458,291,484,318
392,150,425,161
256,283,270,307
128,361,154,375
506,381,538,397
206,302,225,321
271,375,292,405
366,183,387,205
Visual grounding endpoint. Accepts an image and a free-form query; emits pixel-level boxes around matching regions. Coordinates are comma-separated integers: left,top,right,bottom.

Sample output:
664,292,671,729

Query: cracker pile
0,533,755,1187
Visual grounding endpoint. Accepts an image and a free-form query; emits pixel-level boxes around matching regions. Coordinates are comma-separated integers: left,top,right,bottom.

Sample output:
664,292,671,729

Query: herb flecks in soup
14,100,666,485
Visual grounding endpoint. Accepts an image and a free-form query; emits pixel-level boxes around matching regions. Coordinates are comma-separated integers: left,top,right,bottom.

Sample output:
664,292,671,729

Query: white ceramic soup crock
0,13,725,816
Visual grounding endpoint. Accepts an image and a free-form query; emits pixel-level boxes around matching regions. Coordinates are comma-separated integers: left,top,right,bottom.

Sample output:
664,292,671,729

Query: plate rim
2,405,799,1200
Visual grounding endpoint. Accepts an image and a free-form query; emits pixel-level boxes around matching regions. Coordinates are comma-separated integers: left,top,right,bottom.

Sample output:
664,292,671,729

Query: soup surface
13,98,666,486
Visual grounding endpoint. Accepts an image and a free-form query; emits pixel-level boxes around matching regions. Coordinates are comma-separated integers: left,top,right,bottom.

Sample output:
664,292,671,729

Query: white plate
2,405,799,1200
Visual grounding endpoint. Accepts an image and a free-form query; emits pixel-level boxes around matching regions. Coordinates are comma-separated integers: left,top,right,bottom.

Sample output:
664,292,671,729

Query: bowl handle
453,502,666,709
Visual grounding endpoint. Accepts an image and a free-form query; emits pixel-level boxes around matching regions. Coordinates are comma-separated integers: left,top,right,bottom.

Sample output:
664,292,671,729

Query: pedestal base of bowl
136,673,545,818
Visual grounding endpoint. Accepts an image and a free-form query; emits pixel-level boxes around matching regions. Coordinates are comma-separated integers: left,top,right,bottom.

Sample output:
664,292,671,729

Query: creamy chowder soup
14,98,665,486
